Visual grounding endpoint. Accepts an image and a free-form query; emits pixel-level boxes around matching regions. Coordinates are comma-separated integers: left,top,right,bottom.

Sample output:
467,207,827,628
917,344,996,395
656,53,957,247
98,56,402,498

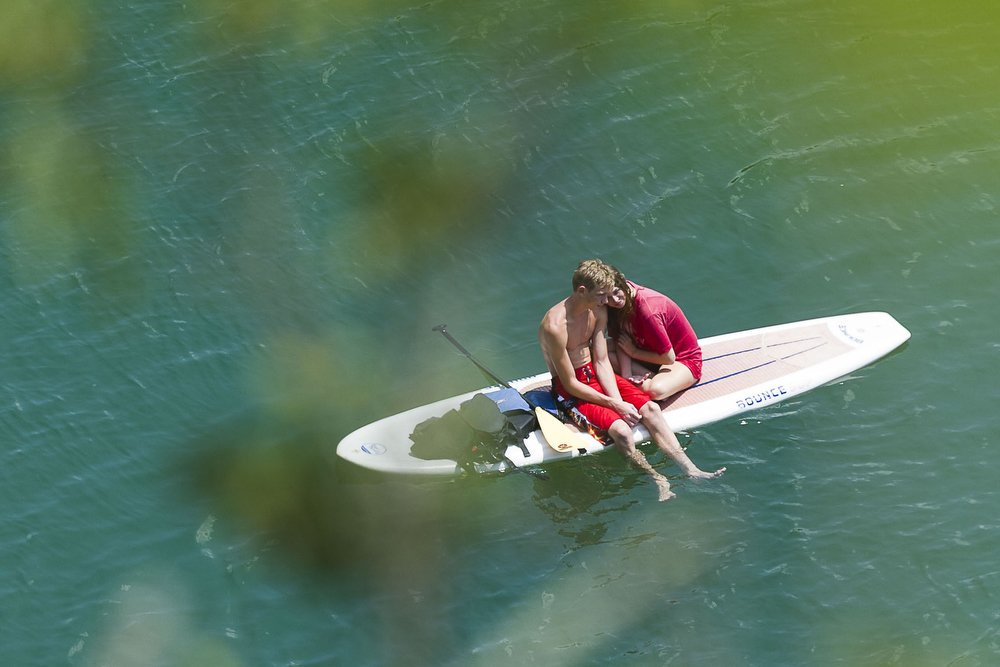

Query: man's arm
590,310,641,427
590,311,623,401
540,320,617,408
613,336,635,380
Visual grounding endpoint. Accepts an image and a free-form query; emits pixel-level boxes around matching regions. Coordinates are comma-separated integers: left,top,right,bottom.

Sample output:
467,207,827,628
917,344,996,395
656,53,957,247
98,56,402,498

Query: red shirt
628,281,702,377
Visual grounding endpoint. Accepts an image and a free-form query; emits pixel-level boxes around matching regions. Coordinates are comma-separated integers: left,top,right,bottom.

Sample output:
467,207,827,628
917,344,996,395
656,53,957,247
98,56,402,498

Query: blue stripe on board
779,341,827,362
691,339,828,390
695,359,778,388
702,346,764,363
702,335,823,362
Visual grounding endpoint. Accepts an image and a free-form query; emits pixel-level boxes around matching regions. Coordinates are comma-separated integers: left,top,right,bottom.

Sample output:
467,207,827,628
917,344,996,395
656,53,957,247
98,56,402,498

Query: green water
2,1,999,665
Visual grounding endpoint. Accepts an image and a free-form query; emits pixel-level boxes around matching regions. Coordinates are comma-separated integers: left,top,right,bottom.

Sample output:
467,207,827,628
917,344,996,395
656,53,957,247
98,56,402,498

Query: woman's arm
617,335,676,367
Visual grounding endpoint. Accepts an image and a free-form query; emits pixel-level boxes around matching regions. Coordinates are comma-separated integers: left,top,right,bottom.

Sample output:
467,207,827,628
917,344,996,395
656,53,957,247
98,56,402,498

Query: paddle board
335,311,910,475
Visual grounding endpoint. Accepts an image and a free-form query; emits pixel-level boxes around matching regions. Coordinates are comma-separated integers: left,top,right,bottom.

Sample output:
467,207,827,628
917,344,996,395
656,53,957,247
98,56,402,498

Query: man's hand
613,399,642,427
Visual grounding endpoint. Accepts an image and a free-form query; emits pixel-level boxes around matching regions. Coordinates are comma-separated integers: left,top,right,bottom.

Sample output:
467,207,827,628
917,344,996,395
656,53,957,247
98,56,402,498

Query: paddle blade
534,407,587,453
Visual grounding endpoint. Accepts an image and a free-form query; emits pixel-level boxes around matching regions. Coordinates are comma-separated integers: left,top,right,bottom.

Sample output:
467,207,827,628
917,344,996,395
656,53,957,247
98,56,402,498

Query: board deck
335,311,910,475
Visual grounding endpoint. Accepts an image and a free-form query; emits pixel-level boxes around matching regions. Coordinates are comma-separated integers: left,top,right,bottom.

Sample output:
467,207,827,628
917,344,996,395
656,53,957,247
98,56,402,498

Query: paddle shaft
433,325,555,479
434,324,583,419
432,325,517,391
433,325,554,413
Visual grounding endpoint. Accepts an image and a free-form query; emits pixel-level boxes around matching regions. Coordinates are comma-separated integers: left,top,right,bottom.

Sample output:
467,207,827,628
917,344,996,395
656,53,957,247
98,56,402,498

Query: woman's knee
647,369,695,401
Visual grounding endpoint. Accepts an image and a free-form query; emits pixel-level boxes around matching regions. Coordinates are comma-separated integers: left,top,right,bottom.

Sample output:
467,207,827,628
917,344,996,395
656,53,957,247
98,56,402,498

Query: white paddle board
335,311,910,475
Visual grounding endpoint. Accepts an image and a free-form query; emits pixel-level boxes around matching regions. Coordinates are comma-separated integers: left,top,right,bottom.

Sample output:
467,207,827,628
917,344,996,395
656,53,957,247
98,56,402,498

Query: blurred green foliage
5,1,992,665
0,1,90,87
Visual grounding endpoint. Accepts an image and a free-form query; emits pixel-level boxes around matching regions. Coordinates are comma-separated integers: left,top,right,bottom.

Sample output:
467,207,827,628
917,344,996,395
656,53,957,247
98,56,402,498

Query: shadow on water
184,403,710,660
190,408,450,573
186,399,684,575
182,405,700,665
186,407,512,666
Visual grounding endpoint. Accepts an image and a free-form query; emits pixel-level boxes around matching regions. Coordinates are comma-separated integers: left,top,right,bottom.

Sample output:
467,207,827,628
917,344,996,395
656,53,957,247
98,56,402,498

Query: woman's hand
627,372,651,386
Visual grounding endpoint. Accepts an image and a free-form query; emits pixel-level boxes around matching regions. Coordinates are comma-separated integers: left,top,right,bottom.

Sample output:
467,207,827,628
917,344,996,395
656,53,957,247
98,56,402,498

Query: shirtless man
539,259,725,501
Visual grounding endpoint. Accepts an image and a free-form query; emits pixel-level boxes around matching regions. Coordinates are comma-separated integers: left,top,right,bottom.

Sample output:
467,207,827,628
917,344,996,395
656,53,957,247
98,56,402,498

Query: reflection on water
531,457,642,542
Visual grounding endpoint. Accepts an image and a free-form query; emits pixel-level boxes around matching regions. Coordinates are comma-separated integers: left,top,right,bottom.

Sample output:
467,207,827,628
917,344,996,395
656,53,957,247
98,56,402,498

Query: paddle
433,325,591,455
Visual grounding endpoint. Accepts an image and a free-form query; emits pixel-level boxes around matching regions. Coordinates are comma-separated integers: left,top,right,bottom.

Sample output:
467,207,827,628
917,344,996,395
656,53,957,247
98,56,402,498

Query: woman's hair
606,263,635,339
572,259,616,291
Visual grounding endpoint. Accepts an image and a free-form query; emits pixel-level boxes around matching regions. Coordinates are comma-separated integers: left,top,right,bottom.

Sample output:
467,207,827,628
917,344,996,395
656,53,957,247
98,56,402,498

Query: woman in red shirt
606,266,702,402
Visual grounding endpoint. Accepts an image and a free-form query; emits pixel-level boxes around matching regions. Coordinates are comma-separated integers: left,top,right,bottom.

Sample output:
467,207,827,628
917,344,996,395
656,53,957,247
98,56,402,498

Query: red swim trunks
553,362,652,432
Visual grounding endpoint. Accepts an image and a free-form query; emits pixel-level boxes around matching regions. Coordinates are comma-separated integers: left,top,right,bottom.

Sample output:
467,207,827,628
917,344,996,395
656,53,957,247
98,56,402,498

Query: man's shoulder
540,310,564,334
541,298,568,319
540,301,572,339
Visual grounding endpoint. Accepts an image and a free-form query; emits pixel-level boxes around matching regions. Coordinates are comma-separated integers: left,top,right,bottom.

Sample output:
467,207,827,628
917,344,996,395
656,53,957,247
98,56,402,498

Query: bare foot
655,477,677,502
688,466,726,480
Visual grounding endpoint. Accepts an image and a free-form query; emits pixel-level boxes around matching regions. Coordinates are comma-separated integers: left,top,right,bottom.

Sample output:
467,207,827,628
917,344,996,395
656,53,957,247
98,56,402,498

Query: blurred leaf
0,1,90,87
336,135,508,283
3,108,136,295
190,0,420,46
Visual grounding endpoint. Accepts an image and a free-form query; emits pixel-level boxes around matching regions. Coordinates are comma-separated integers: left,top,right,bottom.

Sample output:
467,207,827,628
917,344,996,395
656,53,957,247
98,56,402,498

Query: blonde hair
572,259,616,292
